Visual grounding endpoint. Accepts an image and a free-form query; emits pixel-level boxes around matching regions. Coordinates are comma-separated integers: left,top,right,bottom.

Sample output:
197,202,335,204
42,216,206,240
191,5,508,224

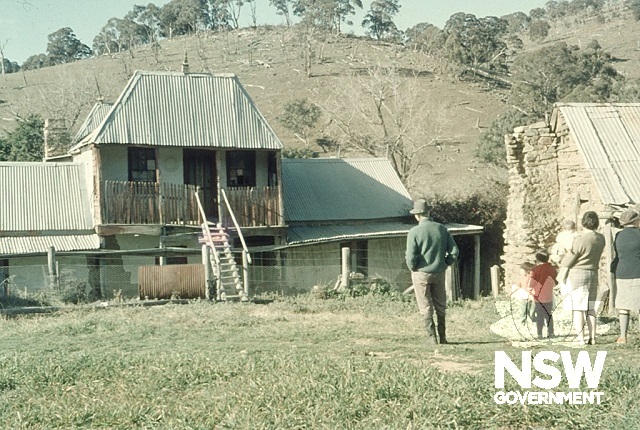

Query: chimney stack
44,119,71,160
182,51,190,74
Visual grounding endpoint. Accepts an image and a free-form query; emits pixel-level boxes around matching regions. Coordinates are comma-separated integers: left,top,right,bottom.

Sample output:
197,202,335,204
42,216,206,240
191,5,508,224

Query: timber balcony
100,181,283,227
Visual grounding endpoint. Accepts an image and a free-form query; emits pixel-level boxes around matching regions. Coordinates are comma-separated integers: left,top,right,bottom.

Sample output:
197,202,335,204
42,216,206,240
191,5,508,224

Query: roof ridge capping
282,157,389,163
554,102,640,107
0,161,83,166
133,70,237,78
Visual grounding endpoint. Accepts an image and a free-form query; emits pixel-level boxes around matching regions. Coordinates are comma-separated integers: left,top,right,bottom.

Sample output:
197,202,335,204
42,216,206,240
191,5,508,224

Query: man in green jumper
406,199,459,344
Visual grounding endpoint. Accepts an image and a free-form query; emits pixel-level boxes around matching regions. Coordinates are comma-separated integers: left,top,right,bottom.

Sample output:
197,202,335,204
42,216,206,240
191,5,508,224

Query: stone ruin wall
502,113,609,291
503,121,562,288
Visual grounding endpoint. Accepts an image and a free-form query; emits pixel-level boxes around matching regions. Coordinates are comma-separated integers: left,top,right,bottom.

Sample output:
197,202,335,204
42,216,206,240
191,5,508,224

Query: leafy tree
405,22,444,54
294,0,363,33
529,20,550,41
159,0,214,37
0,115,44,162
509,41,619,116
545,0,569,20
476,109,531,165
293,0,336,31
126,3,163,43
206,0,232,30
629,0,640,20
361,0,400,41
611,78,640,102
563,40,620,102
223,0,244,29
278,99,321,147
441,13,509,71
46,27,92,65
0,40,20,75
92,17,150,55
21,53,50,70
529,7,546,20
501,12,530,34
333,0,363,32
269,0,294,26
92,21,119,55
1,58,20,74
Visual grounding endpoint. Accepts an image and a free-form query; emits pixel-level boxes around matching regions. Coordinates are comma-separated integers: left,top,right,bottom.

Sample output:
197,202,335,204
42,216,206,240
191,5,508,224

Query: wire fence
0,247,479,304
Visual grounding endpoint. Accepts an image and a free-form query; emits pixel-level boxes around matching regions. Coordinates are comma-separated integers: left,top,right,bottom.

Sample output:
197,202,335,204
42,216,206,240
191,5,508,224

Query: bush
281,148,319,158
312,277,410,302
422,182,509,296
476,109,531,166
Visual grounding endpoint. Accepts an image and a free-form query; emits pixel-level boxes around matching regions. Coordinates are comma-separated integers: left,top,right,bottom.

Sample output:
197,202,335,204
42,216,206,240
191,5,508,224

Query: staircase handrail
220,188,252,265
194,192,221,269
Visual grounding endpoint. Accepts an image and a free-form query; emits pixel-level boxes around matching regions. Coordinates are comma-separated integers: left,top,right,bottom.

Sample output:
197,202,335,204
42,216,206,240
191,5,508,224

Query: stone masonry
502,112,609,293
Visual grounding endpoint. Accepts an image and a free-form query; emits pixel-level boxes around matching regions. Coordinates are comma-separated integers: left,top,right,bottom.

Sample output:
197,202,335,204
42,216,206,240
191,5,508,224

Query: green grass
1,296,639,429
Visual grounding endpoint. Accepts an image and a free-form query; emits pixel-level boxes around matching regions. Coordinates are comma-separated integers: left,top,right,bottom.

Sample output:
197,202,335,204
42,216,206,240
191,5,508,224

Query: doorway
184,149,217,220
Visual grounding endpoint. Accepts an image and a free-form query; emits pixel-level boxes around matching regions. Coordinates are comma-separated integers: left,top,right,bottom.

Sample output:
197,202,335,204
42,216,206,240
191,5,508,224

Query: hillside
1,10,638,196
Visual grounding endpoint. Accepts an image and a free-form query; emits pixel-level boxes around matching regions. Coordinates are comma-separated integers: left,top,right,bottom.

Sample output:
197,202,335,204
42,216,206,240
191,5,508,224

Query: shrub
476,109,531,166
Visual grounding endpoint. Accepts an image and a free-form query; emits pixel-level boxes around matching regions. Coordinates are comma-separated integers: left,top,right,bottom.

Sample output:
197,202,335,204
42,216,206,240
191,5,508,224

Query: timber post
202,244,214,300
339,247,350,291
490,265,500,298
474,235,481,299
47,246,58,289
242,249,250,299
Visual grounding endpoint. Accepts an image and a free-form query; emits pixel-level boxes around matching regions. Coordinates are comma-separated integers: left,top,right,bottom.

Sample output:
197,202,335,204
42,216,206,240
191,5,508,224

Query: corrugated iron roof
282,158,413,222
0,234,100,255
71,71,283,151
555,103,640,205
0,162,93,232
72,102,113,144
287,222,483,245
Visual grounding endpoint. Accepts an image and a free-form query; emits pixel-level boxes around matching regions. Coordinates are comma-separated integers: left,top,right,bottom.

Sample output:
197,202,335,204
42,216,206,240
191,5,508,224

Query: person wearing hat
611,208,640,344
405,199,459,344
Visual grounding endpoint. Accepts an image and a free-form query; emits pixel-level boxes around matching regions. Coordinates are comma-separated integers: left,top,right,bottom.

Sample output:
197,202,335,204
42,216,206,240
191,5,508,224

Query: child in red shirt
529,250,557,339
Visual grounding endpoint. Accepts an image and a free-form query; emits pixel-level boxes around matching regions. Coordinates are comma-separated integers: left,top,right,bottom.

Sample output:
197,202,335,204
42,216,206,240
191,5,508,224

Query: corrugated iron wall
139,264,205,299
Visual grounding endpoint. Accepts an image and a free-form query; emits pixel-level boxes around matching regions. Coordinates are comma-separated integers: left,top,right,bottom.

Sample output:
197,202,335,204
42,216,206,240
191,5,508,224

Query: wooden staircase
201,223,248,302
195,190,252,302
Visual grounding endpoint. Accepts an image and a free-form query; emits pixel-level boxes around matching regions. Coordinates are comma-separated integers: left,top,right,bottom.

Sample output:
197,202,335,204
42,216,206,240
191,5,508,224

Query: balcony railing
101,181,202,225
223,186,284,227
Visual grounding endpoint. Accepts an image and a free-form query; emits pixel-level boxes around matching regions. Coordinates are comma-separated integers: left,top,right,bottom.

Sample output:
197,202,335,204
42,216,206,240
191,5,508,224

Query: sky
0,0,549,65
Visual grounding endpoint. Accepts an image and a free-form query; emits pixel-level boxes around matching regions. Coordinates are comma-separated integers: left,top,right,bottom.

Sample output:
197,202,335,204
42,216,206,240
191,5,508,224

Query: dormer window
128,147,157,182
226,151,255,187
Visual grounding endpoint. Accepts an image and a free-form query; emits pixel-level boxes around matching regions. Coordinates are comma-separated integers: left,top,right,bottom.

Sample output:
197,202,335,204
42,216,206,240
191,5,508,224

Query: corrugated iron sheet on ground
139,264,205,300
557,103,640,205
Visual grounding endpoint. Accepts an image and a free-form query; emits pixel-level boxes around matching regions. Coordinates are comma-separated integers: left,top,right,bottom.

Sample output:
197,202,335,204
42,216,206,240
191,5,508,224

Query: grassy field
1,294,639,429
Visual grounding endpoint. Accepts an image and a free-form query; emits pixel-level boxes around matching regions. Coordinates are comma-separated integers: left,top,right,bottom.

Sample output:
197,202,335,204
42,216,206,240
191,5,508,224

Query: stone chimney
182,51,190,74
44,118,71,160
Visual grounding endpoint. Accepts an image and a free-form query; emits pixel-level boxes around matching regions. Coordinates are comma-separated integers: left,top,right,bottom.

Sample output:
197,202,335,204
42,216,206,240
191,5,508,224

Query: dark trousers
534,301,554,337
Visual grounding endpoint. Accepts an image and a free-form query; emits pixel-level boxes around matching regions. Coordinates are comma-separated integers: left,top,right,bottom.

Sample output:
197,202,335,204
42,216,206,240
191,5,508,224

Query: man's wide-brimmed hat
410,199,432,215
620,209,640,226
